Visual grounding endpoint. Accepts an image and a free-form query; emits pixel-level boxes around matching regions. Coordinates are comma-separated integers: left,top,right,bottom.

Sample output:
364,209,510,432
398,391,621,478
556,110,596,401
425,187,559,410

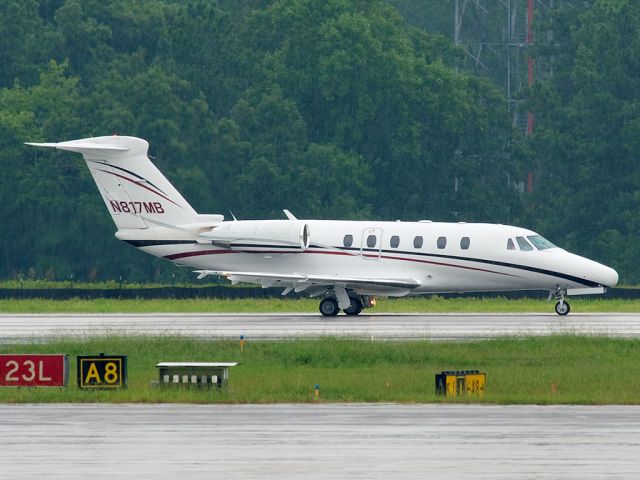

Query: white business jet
27,136,618,316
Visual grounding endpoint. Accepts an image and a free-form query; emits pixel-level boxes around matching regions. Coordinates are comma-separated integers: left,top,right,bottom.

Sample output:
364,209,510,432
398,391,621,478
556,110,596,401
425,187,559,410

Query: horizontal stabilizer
25,141,129,153
27,135,198,230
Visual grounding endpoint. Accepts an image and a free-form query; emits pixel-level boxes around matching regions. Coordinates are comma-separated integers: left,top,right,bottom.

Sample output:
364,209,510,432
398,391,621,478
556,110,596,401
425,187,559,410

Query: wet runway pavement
2,312,640,342
1,403,639,479
2,315,639,478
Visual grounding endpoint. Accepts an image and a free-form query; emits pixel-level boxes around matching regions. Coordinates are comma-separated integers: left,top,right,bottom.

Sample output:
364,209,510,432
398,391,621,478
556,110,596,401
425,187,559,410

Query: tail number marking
110,201,165,214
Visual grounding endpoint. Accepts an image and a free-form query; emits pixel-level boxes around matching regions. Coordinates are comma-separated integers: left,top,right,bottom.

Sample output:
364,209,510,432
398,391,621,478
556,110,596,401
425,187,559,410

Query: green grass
0,296,639,313
1,336,639,404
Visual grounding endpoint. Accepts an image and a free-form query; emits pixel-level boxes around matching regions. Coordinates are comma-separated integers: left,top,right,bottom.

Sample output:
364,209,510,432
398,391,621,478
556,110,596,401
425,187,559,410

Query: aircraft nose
600,265,619,287
568,253,619,288
588,260,619,288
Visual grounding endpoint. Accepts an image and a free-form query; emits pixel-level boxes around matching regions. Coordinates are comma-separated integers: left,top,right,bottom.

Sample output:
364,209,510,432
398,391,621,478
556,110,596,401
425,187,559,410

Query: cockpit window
527,235,556,251
516,236,534,251
507,238,515,250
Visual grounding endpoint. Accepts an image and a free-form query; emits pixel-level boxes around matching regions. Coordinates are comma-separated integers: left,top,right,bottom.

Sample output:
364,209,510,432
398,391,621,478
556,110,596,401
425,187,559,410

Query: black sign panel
77,355,127,389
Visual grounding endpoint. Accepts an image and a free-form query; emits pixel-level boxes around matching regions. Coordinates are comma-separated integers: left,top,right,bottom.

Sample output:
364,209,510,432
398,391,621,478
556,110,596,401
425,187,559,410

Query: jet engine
199,220,310,251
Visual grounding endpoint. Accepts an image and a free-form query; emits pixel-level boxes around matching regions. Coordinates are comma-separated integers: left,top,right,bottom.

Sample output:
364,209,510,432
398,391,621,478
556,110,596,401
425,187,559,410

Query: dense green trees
525,0,640,282
0,0,637,283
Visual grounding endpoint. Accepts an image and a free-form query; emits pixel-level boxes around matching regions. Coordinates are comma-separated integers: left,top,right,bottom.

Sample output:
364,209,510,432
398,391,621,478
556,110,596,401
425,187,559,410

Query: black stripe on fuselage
87,160,168,195
124,240,600,288
331,245,601,288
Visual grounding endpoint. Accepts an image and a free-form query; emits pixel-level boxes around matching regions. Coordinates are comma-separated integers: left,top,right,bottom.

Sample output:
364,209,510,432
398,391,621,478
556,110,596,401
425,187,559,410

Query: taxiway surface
1,403,639,479
1,312,640,342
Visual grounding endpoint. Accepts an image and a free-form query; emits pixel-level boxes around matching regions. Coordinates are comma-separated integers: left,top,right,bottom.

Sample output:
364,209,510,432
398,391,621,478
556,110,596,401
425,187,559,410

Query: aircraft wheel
555,301,570,316
319,298,339,317
343,297,363,316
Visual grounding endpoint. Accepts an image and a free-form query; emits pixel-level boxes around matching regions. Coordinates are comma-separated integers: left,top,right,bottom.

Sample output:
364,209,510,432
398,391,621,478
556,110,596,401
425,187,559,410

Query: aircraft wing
195,270,422,296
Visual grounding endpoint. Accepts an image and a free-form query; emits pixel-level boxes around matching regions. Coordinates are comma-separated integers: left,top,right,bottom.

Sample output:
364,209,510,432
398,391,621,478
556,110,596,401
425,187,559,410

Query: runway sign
0,354,69,387
435,370,486,397
77,355,127,389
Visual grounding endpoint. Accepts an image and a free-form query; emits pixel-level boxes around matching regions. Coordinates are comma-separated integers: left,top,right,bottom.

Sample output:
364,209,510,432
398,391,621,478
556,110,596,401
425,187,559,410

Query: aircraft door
360,228,383,259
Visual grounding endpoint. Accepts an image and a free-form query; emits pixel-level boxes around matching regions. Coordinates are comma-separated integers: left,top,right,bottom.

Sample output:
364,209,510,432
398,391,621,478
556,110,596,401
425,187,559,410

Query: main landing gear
319,293,375,317
549,286,571,316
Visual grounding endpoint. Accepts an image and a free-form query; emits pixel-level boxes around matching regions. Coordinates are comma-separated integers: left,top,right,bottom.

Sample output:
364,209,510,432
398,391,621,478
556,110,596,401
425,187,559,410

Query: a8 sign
77,355,127,389
0,354,69,387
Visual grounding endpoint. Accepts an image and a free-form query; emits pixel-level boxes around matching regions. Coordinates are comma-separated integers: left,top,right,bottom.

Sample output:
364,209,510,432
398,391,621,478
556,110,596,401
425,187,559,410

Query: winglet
283,209,297,220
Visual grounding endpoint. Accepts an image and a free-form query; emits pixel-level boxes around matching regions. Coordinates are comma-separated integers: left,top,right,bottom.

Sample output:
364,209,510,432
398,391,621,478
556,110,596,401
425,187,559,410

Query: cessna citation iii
27,136,618,316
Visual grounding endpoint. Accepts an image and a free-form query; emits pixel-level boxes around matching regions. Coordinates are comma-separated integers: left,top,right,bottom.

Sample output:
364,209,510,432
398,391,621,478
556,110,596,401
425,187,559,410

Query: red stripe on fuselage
161,247,517,277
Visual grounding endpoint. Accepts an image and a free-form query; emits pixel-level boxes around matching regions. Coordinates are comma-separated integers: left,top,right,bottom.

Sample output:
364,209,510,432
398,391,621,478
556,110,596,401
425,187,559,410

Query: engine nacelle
200,220,310,251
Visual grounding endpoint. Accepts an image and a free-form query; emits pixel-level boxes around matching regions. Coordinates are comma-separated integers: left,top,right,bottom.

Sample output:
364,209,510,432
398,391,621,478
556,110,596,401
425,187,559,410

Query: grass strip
0,335,639,404
1,296,640,313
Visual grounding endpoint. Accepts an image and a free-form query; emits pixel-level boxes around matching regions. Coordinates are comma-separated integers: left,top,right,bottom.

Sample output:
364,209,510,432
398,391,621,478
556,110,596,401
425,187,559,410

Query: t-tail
27,135,206,229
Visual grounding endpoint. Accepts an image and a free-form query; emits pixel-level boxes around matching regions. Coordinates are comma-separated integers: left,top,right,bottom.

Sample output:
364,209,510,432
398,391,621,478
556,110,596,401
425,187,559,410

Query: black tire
343,297,363,316
319,297,339,317
555,301,570,316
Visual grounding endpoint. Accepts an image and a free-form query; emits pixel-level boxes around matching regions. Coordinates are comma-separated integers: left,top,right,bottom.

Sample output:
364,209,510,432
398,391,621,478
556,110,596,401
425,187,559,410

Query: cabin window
390,235,400,248
507,238,515,250
413,236,423,248
516,236,533,251
460,237,470,250
527,235,556,251
367,234,377,248
437,236,447,249
343,234,353,248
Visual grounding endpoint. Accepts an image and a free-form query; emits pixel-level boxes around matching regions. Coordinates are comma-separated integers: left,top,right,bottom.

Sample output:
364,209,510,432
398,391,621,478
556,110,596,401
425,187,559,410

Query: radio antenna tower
453,0,553,134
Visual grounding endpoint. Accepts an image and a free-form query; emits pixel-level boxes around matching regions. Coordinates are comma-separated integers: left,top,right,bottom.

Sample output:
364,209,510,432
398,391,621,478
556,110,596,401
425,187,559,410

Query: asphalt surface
1,312,640,342
1,403,639,479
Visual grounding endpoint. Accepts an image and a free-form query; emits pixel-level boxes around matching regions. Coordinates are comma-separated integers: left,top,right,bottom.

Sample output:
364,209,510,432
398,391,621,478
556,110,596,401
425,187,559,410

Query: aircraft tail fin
27,136,198,229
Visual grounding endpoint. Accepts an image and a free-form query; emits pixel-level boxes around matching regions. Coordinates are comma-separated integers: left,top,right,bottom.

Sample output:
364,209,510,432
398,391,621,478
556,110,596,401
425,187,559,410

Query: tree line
0,0,638,283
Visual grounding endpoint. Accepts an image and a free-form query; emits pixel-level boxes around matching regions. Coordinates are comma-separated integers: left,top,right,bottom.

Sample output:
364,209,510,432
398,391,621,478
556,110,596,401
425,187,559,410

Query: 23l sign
0,354,69,387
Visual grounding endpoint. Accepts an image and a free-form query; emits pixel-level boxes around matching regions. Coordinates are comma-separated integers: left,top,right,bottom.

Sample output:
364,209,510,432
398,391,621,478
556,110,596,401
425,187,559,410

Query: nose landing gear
554,299,570,315
549,287,571,316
